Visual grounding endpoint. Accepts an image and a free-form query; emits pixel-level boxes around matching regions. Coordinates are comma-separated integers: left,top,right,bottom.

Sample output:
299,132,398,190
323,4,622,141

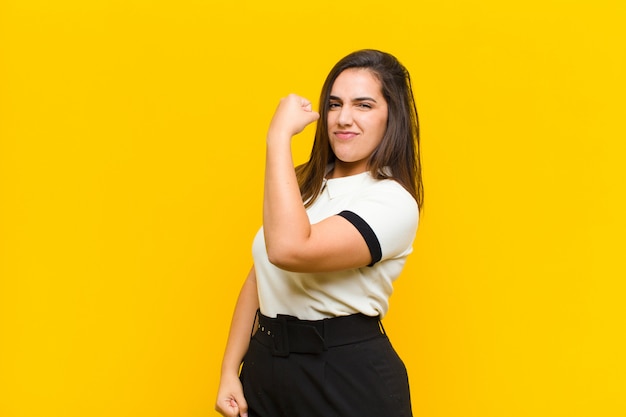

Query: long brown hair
296,49,423,209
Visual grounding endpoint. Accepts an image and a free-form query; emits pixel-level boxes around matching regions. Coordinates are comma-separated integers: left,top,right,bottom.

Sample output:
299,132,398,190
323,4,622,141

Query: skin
327,68,389,178
214,267,258,417
215,68,389,417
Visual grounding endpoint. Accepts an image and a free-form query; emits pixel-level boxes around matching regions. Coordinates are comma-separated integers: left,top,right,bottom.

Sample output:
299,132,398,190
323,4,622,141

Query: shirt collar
323,171,371,199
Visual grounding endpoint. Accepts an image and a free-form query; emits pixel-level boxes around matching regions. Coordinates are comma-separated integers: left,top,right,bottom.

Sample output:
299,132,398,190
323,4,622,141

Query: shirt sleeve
337,180,419,265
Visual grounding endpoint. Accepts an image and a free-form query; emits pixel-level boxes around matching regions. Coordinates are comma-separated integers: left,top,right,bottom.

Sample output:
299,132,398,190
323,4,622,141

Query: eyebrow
329,95,378,103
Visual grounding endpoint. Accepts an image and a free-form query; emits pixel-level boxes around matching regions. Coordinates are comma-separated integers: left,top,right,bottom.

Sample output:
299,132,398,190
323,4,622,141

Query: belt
255,312,385,357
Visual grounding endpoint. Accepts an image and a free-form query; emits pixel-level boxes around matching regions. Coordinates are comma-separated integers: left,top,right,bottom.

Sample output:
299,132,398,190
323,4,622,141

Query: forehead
330,68,383,97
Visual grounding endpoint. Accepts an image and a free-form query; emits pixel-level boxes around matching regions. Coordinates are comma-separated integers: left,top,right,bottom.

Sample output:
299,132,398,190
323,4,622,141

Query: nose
337,105,353,126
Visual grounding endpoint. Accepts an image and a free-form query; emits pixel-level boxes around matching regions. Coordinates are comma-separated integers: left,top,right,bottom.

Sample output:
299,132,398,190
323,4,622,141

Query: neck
328,161,368,179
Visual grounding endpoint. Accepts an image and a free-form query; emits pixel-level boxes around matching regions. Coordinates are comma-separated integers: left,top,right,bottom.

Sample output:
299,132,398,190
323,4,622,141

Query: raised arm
215,267,259,417
263,94,372,273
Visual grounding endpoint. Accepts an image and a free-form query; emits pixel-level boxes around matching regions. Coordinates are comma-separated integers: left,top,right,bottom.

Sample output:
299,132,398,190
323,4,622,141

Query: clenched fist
215,374,248,417
267,94,320,141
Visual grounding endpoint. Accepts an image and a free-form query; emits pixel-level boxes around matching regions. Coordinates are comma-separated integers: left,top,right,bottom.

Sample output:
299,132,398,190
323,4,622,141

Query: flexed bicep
266,214,373,273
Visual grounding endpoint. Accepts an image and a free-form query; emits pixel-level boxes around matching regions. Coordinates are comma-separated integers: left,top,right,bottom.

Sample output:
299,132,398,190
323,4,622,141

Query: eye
357,102,372,109
329,102,341,109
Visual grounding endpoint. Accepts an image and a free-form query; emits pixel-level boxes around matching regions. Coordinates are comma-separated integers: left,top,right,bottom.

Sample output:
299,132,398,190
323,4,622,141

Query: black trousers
240,312,413,417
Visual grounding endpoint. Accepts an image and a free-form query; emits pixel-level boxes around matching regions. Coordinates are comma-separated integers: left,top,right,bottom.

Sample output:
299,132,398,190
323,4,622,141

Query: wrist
220,362,242,378
266,128,293,145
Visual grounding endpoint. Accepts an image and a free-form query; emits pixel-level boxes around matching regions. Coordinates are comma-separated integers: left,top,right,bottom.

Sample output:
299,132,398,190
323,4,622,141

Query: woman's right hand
267,93,320,141
215,373,248,417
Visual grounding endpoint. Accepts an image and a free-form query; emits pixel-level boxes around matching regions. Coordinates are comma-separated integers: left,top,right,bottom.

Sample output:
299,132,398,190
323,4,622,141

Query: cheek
373,116,388,138
326,114,336,133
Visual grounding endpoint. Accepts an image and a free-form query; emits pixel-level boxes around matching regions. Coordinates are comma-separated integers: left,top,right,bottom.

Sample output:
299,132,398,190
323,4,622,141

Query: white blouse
252,171,419,320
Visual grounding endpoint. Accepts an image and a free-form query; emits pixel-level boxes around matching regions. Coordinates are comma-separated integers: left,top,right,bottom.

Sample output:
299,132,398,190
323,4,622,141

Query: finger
235,395,249,417
216,397,239,417
215,405,234,417
300,98,312,110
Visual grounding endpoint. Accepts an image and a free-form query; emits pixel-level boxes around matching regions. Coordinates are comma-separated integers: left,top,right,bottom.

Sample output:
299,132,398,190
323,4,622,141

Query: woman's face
327,68,388,177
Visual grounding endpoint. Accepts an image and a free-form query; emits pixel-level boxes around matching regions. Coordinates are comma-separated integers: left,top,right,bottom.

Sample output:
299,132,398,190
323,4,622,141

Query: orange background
1,1,625,416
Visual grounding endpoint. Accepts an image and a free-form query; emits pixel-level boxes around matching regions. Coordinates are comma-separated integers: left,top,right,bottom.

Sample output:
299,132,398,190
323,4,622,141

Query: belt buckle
270,315,290,357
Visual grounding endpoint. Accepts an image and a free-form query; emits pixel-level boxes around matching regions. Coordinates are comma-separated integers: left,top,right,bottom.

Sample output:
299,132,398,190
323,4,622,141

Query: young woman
215,49,423,417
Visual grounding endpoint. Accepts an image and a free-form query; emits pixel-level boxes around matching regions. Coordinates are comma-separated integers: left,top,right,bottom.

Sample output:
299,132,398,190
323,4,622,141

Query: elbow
266,244,301,272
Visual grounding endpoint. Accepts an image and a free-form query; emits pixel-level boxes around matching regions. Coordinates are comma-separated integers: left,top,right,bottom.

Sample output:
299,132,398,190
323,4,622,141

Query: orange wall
1,1,625,416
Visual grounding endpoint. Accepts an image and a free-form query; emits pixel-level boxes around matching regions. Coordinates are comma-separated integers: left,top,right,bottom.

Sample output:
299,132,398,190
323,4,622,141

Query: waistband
254,311,385,357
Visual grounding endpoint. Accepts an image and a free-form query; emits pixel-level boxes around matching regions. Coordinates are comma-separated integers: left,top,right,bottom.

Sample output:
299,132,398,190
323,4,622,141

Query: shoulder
359,176,418,217
345,176,418,260
350,175,419,235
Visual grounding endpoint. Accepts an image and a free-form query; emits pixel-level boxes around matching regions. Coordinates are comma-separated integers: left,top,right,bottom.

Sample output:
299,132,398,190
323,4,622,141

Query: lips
334,131,359,140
